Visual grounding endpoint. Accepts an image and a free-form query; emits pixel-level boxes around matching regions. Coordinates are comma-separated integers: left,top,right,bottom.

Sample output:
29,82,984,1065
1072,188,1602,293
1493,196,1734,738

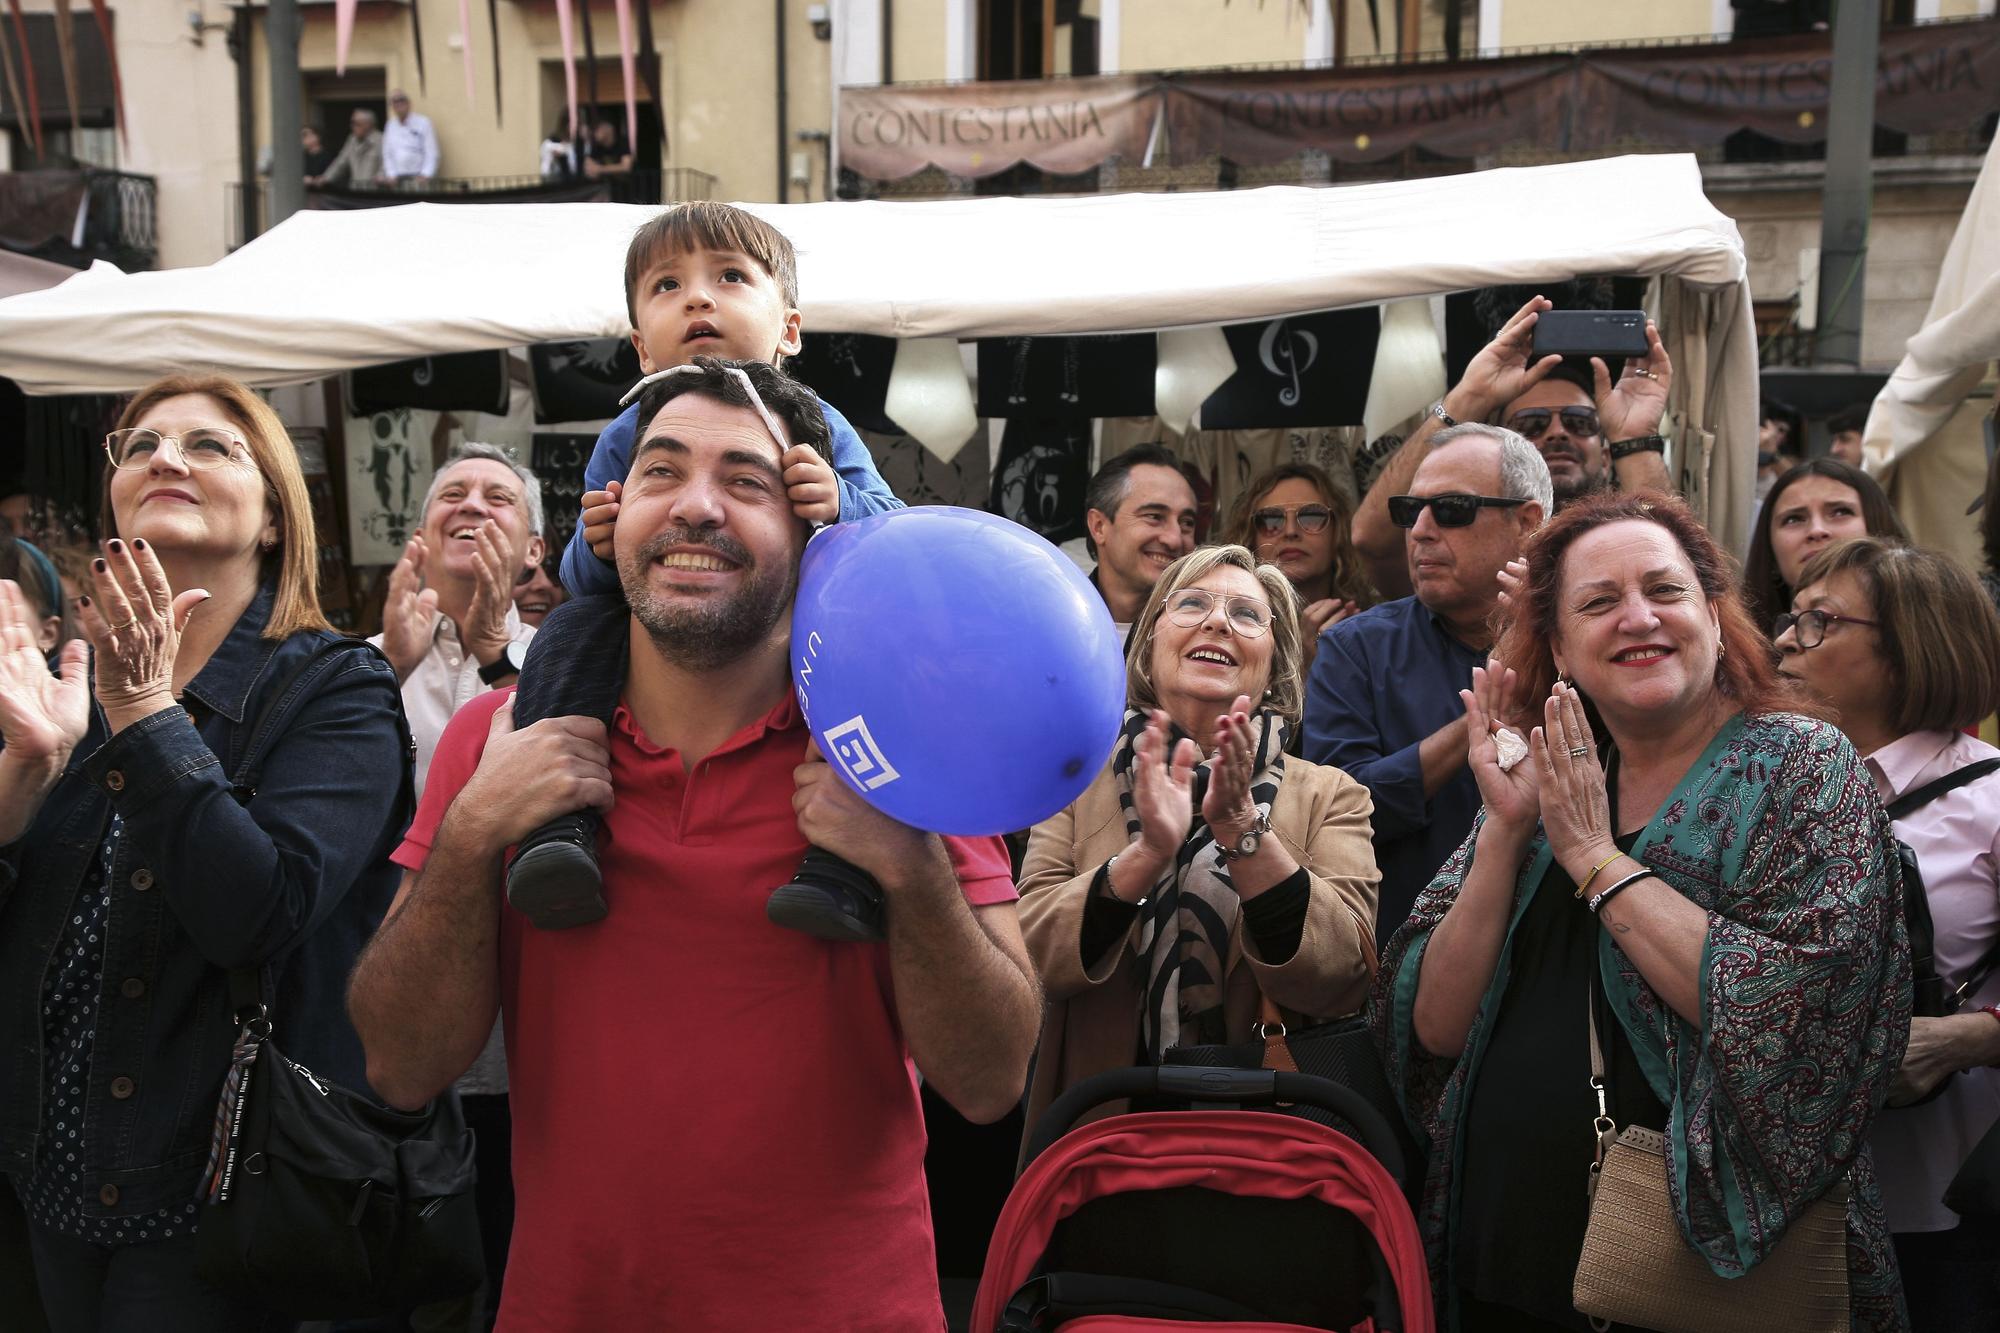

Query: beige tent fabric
1863,135,2000,557
1880,395,1994,575
1865,134,2000,476
1658,276,1759,554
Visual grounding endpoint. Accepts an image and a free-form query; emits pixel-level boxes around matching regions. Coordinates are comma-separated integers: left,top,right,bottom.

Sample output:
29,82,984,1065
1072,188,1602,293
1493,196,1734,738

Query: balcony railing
0,168,157,271
225,168,718,250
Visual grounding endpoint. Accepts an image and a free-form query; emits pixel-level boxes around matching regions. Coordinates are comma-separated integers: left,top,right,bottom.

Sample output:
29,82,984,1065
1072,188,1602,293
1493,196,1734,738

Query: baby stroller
971,1066,1434,1333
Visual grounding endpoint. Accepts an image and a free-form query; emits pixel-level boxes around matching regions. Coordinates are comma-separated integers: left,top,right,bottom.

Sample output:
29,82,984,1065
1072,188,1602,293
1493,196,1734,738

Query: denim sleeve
559,406,640,598
1302,626,1429,841
79,656,410,970
818,399,905,521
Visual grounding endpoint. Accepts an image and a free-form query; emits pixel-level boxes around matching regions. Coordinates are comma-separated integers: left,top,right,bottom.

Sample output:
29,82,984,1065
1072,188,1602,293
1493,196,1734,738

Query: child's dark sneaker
765,847,885,943
506,811,608,929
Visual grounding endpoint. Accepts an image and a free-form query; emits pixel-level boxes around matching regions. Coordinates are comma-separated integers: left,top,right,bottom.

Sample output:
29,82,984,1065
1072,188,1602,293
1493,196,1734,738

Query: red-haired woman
1373,492,1910,1330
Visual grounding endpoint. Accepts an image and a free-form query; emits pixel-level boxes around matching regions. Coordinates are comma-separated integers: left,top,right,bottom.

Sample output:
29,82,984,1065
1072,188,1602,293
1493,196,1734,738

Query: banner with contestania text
836,19,2000,179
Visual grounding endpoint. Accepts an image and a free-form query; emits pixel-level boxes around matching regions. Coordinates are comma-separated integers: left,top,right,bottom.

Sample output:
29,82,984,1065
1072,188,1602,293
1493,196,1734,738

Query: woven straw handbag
1570,985,1849,1333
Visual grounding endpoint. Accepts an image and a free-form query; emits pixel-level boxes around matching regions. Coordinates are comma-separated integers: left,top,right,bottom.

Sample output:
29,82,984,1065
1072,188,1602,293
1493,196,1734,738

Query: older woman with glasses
1376,491,1909,1331
0,376,410,1329
1224,463,1376,669
1777,537,2000,1333
1018,545,1381,1136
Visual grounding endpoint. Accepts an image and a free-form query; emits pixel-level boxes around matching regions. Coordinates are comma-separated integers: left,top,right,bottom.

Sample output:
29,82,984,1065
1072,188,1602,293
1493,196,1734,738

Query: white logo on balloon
824,715,902,792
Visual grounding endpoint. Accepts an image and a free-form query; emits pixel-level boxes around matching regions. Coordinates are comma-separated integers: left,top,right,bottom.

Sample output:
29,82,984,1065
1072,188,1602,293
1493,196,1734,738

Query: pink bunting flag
554,0,579,158
334,0,356,76
458,0,475,104
86,0,124,149
613,0,638,160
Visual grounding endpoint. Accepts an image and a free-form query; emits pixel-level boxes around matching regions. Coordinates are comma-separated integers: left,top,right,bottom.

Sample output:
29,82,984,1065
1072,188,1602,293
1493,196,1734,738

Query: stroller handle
1023,1066,1407,1183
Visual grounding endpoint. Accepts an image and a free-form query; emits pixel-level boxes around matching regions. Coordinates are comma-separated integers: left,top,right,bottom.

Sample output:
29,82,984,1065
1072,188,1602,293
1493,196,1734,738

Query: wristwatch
1609,434,1667,461
477,640,527,687
1216,811,1272,862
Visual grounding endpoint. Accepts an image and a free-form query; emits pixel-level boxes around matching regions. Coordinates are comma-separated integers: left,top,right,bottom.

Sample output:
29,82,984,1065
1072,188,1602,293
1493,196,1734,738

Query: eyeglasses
1506,406,1601,441
1386,493,1529,529
1162,588,1272,637
1251,503,1333,537
1773,608,1879,649
104,427,251,471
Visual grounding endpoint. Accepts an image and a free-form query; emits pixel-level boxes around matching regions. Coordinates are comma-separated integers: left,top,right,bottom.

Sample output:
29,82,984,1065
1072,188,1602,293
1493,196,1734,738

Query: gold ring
1630,368,1658,379
106,616,135,631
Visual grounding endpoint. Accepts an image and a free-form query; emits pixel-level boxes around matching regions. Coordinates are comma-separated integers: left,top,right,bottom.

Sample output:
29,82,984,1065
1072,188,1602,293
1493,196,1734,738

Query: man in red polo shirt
348,358,1042,1330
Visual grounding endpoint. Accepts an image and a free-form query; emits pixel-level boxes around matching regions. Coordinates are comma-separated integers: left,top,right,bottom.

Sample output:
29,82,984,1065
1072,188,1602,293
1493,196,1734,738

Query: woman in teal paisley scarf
1372,492,1910,1331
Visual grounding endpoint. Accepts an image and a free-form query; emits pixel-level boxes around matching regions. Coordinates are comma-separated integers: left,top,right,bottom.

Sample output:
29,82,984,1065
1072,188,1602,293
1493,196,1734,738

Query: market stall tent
0,152,1758,546
1862,132,2000,569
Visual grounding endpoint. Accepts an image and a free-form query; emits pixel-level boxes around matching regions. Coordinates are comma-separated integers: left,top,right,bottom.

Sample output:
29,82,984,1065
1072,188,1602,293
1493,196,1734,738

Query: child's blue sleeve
818,399,905,522
557,405,639,598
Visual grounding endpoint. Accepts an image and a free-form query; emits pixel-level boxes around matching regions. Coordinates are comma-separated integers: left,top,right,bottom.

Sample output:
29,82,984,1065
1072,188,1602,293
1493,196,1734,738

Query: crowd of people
2,198,1998,1333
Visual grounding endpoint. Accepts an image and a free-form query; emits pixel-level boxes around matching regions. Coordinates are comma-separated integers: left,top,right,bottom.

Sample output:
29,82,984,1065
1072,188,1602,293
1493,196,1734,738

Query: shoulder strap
1953,938,2000,1011
1885,758,2000,822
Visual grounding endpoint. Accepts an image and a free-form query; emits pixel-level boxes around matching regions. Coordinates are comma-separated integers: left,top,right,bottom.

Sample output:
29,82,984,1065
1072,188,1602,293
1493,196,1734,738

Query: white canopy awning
0,152,1758,543
1863,133,2000,484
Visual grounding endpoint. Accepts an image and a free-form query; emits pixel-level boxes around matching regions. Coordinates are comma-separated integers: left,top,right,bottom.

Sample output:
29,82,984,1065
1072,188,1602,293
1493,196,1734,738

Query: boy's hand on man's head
783,445,840,525
581,481,621,560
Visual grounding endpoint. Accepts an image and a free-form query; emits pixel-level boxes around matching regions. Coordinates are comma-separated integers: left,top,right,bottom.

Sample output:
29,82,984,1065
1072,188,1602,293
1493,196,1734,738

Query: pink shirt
1864,729,2000,1233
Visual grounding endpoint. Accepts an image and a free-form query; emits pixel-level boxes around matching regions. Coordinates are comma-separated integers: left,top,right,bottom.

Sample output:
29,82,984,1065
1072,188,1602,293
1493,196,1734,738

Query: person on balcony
383,89,440,187
309,108,384,189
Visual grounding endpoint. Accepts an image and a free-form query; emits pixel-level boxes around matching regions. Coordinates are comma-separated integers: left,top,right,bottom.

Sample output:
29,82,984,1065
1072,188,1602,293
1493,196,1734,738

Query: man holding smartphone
1352,296,1673,598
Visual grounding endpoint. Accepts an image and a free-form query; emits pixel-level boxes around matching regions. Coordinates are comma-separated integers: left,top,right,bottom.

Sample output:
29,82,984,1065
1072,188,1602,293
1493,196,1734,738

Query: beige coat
1018,757,1381,1140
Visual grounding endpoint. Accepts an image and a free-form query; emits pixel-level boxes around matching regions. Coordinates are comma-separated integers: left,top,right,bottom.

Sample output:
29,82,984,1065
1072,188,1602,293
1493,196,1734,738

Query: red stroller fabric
971,1110,1434,1333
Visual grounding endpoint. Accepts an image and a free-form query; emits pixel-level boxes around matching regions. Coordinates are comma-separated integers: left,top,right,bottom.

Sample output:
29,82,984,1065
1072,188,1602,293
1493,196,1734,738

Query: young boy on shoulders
510,202,903,933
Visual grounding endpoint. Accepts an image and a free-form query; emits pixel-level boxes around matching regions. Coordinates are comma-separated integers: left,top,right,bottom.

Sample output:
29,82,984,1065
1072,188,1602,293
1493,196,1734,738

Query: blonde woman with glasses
0,375,410,1329
1018,545,1382,1138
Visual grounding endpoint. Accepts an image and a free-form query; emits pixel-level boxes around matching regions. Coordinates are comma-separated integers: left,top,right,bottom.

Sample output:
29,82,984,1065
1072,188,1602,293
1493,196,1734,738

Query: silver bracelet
1587,869,1651,915
1104,851,1149,908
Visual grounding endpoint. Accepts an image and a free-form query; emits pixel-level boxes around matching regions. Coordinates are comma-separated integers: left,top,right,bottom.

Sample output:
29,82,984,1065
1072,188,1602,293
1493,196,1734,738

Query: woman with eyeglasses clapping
1017,545,1381,1141
0,376,410,1329
1225,463,1376,671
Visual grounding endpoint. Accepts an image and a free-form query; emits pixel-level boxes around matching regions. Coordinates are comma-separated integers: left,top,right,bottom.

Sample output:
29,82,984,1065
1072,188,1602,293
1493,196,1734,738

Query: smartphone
1529,310,1649,360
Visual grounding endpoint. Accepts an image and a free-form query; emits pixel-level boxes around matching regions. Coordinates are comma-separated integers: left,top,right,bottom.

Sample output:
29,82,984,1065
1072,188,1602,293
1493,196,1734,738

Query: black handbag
190,639,483,1317
193,978,484,1317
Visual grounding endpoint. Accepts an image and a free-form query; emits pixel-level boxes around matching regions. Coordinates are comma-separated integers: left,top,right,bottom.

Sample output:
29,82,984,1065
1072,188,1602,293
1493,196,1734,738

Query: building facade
0,0,1994,367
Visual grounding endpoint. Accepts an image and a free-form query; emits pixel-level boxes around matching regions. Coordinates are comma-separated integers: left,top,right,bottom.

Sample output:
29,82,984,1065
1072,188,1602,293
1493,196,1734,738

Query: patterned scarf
1111,706,1287,1062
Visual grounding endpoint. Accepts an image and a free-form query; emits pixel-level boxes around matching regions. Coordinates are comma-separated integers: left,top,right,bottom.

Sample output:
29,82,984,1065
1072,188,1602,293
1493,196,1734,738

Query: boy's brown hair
622,201,801,328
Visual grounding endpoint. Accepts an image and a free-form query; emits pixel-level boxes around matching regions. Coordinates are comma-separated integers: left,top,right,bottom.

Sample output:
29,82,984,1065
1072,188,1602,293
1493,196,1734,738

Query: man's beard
617,527,797,671
1550,459,1611,506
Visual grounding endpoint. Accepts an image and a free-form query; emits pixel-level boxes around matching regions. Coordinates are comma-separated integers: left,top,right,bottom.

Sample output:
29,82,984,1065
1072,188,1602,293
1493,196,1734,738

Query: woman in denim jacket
0,375,410,1331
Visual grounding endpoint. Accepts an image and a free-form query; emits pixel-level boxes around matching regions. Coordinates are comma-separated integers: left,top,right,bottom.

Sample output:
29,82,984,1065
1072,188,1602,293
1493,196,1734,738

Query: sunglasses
1251,503,1333,537
1387,493,1529,529
1506,406,1601,441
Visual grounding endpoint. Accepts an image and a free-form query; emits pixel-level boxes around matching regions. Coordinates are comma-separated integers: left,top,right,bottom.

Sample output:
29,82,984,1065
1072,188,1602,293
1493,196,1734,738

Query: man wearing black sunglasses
1305,424,1551,948
1352,296,1673,599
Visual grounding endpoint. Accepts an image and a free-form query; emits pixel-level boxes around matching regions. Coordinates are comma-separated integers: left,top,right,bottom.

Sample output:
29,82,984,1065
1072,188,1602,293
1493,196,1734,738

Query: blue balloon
792,506,1126,836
